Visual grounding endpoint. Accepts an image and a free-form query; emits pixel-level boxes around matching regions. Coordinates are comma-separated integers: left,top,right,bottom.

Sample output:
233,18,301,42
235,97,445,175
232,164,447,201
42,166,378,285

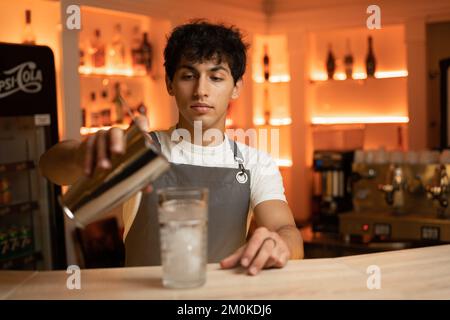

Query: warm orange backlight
311,116,409,125
253,75,291,83
253,117,292,126
79,66,146,77
310,70,408,81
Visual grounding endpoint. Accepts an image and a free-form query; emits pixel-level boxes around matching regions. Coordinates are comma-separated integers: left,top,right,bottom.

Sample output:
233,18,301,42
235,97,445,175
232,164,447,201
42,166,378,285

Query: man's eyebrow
177,64,230,74
210,66,230,74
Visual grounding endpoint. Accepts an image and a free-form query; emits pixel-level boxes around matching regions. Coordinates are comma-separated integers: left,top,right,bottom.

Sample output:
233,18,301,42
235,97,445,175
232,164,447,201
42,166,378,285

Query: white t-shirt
122,129,287,239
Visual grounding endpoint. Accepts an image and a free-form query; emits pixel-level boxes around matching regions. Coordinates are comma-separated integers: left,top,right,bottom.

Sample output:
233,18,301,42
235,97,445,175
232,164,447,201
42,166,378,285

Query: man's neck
176,118,226,147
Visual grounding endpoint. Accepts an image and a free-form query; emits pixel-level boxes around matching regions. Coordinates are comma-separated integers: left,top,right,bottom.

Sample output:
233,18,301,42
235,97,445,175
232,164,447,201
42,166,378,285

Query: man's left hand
220,227,290,276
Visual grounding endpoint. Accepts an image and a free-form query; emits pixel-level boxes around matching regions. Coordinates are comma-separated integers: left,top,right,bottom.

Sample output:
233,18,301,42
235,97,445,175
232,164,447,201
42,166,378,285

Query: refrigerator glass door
0,115,53,270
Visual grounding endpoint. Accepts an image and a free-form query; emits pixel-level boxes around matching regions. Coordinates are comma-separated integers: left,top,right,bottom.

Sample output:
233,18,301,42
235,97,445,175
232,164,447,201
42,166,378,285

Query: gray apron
125,132,251,266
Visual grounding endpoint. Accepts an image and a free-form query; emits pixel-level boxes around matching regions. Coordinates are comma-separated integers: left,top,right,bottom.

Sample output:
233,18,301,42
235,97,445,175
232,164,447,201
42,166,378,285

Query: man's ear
231,79,243,99
165,74,174,96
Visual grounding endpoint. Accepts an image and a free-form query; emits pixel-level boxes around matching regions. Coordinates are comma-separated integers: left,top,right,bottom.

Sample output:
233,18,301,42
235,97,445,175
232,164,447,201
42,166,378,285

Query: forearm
39,140,83,186
276,224,304,260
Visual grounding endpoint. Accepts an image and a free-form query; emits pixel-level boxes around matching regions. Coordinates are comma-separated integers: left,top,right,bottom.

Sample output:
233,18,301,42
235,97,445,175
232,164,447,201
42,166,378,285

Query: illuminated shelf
80,124,130,135
311,116,409,125
253,117,292,126
79,66,148,78
309,70,408,82
253,75,291,84
275,159,292,168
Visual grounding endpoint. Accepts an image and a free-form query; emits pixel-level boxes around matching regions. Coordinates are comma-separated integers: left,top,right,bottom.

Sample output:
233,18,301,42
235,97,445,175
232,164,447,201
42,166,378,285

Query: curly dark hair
164,19,249,84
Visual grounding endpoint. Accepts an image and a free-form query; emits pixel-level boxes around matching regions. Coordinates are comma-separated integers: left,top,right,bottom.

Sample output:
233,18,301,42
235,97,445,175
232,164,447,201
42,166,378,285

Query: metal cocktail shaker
59,124,170,228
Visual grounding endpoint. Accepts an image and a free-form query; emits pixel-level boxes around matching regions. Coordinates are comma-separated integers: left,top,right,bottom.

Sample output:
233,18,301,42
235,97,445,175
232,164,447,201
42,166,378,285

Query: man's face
166,57,242,131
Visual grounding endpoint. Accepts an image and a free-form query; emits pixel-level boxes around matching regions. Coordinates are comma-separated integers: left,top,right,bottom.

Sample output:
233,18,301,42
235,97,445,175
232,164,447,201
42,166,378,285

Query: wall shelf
309,76,408,122
0,161,35,174
253,76,291,84
79,66,148,78
311,116,410,125
309,70,408,83
253,118,292,126
0,201,39,217
0,250,39,270
275,159,293,168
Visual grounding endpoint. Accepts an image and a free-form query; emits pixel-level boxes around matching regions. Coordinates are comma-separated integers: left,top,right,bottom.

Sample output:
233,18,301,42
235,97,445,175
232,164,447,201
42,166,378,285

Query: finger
263,256,278,269
109,127,125,154
272,251,289,268
220,245,245,269
240,228,270,268
134,114,149,132
142,184,153,193
247,239,276,276
83,135,96,176
96,130,111,169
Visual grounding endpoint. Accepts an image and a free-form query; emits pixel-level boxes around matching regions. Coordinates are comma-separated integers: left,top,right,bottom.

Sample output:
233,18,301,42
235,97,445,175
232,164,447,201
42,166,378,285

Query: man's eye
181,74,194,80
211,76,223,81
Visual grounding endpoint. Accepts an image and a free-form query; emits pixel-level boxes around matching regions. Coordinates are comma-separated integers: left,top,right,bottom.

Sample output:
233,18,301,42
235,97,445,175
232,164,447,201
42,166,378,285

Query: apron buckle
236,171,248,184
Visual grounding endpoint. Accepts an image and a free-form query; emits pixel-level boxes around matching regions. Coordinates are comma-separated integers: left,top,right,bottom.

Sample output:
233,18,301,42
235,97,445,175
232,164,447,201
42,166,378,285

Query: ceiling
199,0,377,14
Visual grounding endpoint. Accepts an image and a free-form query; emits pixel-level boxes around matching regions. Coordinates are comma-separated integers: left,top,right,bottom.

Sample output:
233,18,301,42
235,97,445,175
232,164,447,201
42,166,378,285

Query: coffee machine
311,150,354,233
340,150,450,243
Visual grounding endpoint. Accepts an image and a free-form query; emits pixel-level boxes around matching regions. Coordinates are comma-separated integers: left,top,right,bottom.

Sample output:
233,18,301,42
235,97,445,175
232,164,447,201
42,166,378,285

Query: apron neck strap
149,132,161,151
227,138,246,173
227,138,244,164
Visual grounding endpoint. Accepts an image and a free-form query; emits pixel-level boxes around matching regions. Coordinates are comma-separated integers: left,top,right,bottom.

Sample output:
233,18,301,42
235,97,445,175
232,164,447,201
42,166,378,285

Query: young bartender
39,20,304,276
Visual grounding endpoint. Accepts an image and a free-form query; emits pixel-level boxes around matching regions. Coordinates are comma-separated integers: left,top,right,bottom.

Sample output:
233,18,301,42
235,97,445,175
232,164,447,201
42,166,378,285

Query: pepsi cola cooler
0,43,66,270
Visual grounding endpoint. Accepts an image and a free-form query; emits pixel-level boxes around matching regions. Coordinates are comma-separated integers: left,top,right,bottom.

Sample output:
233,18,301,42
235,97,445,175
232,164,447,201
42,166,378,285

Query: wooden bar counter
1,244,450,300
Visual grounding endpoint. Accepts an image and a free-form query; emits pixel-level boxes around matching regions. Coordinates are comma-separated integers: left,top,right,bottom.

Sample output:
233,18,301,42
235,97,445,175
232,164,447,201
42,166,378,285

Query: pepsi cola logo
0,61,43,99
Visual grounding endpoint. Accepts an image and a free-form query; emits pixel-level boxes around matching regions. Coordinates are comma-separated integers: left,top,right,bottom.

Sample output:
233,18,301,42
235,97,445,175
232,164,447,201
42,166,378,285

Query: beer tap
378,165,405,206
426,165,449,212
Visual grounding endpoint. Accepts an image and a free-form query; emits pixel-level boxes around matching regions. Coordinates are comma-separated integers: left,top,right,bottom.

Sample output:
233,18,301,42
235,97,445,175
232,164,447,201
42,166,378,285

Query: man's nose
194,76,209,98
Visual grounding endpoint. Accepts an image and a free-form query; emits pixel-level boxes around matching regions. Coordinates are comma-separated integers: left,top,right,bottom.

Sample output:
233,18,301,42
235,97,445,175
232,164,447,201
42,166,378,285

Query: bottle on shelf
326,43,336,80
112,82,125,124
366,36,376,78
139,32,153,75
262,44,271,124
89,92,101,127
131,25,144,73
100,90,112,126
0,229,9,259
89,29,106,69
79,49,86,67
344,39,354,79
108,24,127,70
263,87,271,125
19,226,32,252
1,178,12,205
263,44,270,82
397,126,404,151
22,9,36,45
81,103,87,127
8,226,20,255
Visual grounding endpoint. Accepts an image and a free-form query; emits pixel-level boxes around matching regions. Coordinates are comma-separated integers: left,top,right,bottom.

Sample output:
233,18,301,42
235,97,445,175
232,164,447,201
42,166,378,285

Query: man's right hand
39,115,151,187
78,115,149,177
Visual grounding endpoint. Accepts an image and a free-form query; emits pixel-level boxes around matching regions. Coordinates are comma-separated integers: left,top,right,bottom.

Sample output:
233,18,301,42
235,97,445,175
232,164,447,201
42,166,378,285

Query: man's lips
190,104,214,114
